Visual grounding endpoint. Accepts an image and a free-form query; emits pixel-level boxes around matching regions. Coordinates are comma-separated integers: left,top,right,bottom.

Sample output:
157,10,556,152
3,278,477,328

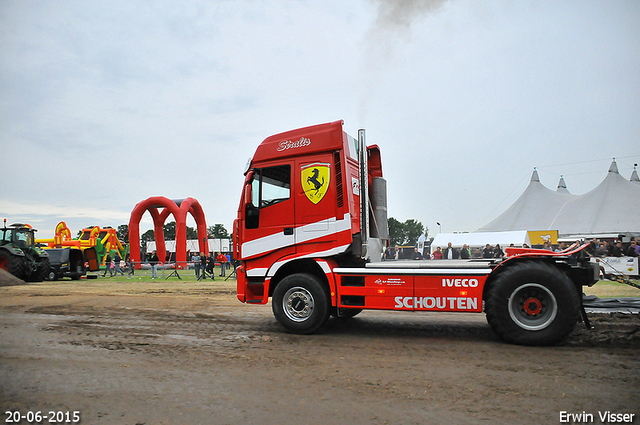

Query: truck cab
235,121,373,301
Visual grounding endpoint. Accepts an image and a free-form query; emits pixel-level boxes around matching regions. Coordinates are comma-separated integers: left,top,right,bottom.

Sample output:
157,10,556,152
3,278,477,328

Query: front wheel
27,258,50,282
272,273,330,334
485,261,580,346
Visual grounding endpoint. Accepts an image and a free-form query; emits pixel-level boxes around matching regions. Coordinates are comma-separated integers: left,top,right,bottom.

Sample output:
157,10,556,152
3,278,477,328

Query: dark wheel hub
292,297,306,312
283,286,315,322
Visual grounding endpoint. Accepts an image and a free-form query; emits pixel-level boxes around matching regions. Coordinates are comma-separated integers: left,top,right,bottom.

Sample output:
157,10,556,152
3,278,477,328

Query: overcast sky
1,0,639,241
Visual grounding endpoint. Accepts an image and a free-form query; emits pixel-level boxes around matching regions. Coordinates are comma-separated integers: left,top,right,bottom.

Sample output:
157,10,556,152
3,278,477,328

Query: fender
485,243,591,298
265,253,342,306
35,247,49,258
265,243,351,279
0,245,26,257
502,242,589,261
490,243,589,273
316,258,339,307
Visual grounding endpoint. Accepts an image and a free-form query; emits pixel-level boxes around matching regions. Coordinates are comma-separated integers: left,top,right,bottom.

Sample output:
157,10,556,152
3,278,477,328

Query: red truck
234,120,598,345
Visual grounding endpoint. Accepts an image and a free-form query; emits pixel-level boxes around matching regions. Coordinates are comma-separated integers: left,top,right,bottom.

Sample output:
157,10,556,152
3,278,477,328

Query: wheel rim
0,257,8,271
283,286,315,322
508,283,558,331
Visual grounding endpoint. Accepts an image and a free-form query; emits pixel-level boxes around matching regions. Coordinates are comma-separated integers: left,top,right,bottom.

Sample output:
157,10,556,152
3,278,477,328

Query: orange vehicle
234,121,598,345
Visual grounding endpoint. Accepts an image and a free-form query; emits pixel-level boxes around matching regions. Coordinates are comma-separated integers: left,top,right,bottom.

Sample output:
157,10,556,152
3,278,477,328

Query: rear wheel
485,261,580,345
272,273,330,334
0,252,25,279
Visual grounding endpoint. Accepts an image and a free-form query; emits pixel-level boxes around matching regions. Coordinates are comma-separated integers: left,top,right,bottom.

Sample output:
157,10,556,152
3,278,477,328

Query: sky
1,0,639,241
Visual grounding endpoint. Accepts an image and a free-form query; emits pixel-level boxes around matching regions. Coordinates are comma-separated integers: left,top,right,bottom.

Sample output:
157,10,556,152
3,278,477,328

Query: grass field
91,267,640,298
583,279,640,298
91,265,233,283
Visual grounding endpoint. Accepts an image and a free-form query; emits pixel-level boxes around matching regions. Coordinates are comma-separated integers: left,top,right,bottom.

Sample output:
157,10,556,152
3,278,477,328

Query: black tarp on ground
583,295,640,314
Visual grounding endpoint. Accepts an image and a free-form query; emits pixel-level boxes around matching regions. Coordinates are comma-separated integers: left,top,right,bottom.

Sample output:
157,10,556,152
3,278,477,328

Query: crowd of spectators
587,238,639,258
385,237,640,261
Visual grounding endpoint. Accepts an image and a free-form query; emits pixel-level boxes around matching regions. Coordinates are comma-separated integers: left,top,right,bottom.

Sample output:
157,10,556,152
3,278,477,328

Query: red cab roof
250,120,345,165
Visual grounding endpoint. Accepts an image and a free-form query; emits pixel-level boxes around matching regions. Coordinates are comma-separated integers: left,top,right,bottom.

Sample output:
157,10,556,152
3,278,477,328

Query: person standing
460,244,471,259
385,247,395,260
595,243,607,257
102,253,112,277
114,252,124,276
193,252,201,279
201,253,210,279
493,244,504,258
443,242,458,259
217,252,228,276
609,241,623,257
587,238,598,256
482,244,493,259
126,253,135,278
149,250,159,279
205,253,215,279
555,242,567,253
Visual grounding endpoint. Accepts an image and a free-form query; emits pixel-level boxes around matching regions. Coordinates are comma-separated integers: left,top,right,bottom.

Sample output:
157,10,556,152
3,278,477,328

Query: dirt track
1,276,639,425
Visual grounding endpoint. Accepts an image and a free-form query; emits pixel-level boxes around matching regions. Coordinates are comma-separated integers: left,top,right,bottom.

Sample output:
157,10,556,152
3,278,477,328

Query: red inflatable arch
129,196,208,269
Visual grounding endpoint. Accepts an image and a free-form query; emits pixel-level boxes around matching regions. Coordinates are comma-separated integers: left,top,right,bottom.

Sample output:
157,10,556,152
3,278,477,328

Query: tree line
388,217,429,247
72,223,231,249
82,217,426,250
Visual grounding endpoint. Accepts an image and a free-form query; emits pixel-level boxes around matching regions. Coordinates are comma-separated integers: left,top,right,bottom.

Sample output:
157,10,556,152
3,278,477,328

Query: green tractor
0,220,50,282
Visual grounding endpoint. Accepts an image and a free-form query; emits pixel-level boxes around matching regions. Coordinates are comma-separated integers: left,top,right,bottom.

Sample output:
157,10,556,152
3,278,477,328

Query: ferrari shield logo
301,163,330,204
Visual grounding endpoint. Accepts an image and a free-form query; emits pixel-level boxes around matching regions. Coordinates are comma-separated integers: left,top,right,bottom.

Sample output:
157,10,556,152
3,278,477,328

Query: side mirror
244,170,259,229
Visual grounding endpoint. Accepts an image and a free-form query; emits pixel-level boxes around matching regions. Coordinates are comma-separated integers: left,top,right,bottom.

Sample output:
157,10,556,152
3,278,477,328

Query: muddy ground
1,274,639,425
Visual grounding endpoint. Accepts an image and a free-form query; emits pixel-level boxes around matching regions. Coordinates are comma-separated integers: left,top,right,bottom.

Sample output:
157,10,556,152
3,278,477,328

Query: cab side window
246,165,291,229
260,165,291,208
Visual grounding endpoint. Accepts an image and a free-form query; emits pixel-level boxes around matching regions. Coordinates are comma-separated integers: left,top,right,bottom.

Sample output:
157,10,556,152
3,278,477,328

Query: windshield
15,230,33,247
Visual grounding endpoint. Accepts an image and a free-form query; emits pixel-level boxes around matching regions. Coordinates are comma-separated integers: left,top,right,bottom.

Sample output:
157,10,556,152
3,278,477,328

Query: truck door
241,163,296,261
295,154,338,253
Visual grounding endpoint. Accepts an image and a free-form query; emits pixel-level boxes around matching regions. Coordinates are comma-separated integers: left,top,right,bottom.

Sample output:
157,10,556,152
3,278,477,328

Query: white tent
430,230,531,253
477,160,640,238
550,161,640,237
477,169,572,233
146,239,230,254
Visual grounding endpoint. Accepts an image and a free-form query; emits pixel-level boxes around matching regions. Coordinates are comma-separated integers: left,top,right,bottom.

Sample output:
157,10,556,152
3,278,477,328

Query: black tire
272,273,330,334
0,251,26,279
485,261,580,346
26,258,50,282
